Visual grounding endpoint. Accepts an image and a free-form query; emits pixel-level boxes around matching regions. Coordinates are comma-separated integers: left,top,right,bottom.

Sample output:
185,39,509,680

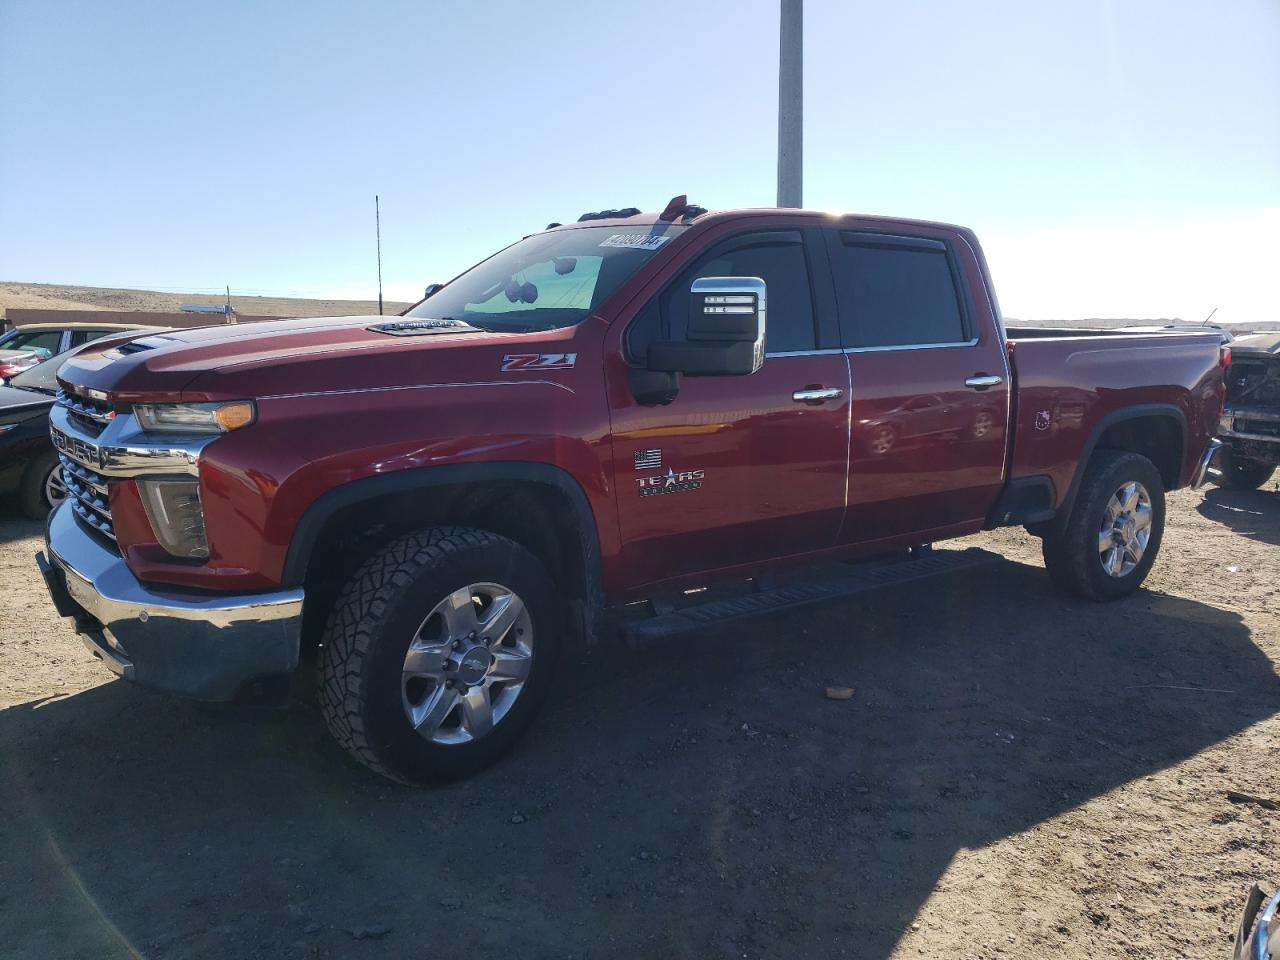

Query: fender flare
280,461,604,604
1056,403,1186,522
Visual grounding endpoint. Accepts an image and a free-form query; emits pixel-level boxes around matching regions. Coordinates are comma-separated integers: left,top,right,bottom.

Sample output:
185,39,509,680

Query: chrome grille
55,388,116,438
57,452,116,542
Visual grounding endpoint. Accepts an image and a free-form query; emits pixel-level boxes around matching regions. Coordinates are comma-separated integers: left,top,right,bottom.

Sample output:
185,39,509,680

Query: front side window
627,232,817,360
406,225,687,333
829,233,968,348
0,329,63,359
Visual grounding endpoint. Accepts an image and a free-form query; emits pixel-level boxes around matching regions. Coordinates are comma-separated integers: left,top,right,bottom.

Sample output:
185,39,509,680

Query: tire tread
317,526,501,783
1041,449,1164,601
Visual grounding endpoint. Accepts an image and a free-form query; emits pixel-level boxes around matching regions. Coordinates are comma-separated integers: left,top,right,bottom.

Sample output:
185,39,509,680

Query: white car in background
0,322,157,362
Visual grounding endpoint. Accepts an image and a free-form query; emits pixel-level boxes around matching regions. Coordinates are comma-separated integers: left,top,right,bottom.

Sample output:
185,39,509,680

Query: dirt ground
1,485,1277,960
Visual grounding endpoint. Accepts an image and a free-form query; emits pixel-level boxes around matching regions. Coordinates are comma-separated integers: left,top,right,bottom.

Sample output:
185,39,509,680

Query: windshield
406,224,687,332
8,349,69,393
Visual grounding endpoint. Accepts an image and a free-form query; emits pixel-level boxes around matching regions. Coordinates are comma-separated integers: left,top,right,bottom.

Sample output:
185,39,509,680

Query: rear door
825,228,1010,546
606,227,850,590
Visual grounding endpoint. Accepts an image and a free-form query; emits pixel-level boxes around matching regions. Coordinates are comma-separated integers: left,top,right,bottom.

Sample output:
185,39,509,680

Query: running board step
619,547,1003,647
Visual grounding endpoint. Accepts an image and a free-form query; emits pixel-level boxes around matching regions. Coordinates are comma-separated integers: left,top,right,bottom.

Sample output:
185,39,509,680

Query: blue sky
1,0,1276,321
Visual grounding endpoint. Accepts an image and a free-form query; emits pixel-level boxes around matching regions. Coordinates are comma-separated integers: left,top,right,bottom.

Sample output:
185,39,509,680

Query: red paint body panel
55,209,1225,603
1006,333,1225,505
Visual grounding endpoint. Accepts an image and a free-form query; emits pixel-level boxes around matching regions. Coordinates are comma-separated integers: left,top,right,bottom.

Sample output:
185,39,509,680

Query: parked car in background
0,348,44,382
0,355,63,517
1215,333,1280,489
0,322,157,364
1,329,151,518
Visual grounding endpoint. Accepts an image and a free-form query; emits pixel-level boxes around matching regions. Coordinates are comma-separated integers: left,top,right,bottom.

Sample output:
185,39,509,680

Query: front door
606,228,850,592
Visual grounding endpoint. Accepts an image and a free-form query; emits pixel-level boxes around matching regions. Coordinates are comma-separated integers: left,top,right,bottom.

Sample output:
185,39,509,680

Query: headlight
137,478,209,559
134,401,255,435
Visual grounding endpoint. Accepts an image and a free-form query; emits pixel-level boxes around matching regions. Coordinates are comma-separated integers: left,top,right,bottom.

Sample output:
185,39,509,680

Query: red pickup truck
37,200,1226,783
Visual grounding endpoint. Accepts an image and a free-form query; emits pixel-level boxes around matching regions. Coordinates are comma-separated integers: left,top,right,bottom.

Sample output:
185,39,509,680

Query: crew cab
36,200,1226,783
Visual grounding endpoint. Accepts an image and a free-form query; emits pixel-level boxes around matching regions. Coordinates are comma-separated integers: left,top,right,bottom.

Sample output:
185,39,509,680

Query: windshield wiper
434,316,497,333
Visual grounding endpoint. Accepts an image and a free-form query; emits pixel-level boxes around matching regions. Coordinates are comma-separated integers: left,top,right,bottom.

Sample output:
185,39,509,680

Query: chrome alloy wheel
45,465,68,507
400,582,534,745
1098,480,1152,578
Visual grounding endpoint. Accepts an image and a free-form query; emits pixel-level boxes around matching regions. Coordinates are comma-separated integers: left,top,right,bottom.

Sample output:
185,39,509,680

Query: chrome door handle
792,387,844,404
964,375,1003,390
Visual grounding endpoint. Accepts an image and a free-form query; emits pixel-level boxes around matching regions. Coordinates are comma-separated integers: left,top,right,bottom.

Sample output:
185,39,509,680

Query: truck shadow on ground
1196,487,1280,546
3,561,1279,960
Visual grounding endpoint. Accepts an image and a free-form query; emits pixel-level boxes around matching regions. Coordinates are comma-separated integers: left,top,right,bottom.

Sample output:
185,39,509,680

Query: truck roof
546,205,973,236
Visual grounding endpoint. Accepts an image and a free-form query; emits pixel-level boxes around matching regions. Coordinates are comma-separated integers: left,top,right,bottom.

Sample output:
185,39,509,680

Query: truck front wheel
1041,450,1166,600
318,527,561,784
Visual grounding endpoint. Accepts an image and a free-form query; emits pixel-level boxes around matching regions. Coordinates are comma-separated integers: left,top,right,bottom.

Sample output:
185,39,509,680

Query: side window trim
826,228,976,349
843,338,978,354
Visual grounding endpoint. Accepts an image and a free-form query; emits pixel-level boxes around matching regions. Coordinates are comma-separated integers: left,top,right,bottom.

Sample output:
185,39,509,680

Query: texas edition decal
636,467,705,497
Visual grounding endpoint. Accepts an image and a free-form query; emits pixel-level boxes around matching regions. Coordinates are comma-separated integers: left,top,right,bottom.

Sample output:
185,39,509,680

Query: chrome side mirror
648,277,766,376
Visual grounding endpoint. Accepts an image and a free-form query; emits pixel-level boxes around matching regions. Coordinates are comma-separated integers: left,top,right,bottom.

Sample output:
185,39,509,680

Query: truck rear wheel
318,527,561,784
1041,450,1165,600
1213,451,1275,490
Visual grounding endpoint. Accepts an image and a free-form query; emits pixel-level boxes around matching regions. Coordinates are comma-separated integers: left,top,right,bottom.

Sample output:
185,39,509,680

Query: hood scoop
367,318,480,337
104,334,186,359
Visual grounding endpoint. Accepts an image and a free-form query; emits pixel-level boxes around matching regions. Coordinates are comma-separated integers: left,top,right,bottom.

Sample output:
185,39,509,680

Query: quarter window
829,234,967,348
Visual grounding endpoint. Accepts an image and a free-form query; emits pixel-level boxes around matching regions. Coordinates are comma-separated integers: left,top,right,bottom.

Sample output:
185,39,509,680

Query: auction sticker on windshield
598,234,671,252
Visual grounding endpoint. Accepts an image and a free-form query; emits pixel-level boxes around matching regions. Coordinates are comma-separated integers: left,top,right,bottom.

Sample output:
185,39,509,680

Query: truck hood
1230,333,1280,358
55,315,576,402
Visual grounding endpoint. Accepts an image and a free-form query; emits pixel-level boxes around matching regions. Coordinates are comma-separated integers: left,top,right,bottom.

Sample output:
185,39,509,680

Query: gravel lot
1,485,1277,959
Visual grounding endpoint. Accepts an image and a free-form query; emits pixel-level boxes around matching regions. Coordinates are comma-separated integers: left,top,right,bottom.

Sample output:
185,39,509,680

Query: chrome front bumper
37,502,305,702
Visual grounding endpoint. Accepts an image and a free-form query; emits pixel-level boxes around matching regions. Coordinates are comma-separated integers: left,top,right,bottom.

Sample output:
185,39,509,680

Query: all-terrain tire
318,527,561,785
19,450,62,519
1041,450,1165,600
1213,451,1275,491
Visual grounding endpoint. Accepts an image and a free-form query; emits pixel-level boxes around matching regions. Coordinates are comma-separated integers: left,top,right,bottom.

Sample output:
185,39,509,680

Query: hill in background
3,280,1272,334
0,281,413,320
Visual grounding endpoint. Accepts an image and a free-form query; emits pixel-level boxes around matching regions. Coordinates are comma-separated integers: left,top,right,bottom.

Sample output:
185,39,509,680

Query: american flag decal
634,449,662,471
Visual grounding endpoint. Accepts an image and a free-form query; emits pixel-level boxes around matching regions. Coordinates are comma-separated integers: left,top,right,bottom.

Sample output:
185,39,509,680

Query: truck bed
1005,328,1225,514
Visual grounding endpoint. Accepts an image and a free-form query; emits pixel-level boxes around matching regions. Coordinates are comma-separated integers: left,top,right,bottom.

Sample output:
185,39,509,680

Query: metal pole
375,194,384,316
777,0,803,207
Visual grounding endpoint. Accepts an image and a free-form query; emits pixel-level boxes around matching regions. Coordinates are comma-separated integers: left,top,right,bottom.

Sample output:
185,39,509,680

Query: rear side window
829,233,968,348
70,330,114,347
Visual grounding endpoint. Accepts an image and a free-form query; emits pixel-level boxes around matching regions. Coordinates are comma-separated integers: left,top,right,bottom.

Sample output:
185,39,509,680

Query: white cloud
981,209,1280,324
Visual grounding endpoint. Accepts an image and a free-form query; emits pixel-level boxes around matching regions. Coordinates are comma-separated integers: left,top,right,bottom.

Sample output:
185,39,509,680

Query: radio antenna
375,195,384,316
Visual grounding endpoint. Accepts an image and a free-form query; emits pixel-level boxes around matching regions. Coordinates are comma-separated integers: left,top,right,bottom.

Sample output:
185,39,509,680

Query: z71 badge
501,353,577,372
636,467,705,497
